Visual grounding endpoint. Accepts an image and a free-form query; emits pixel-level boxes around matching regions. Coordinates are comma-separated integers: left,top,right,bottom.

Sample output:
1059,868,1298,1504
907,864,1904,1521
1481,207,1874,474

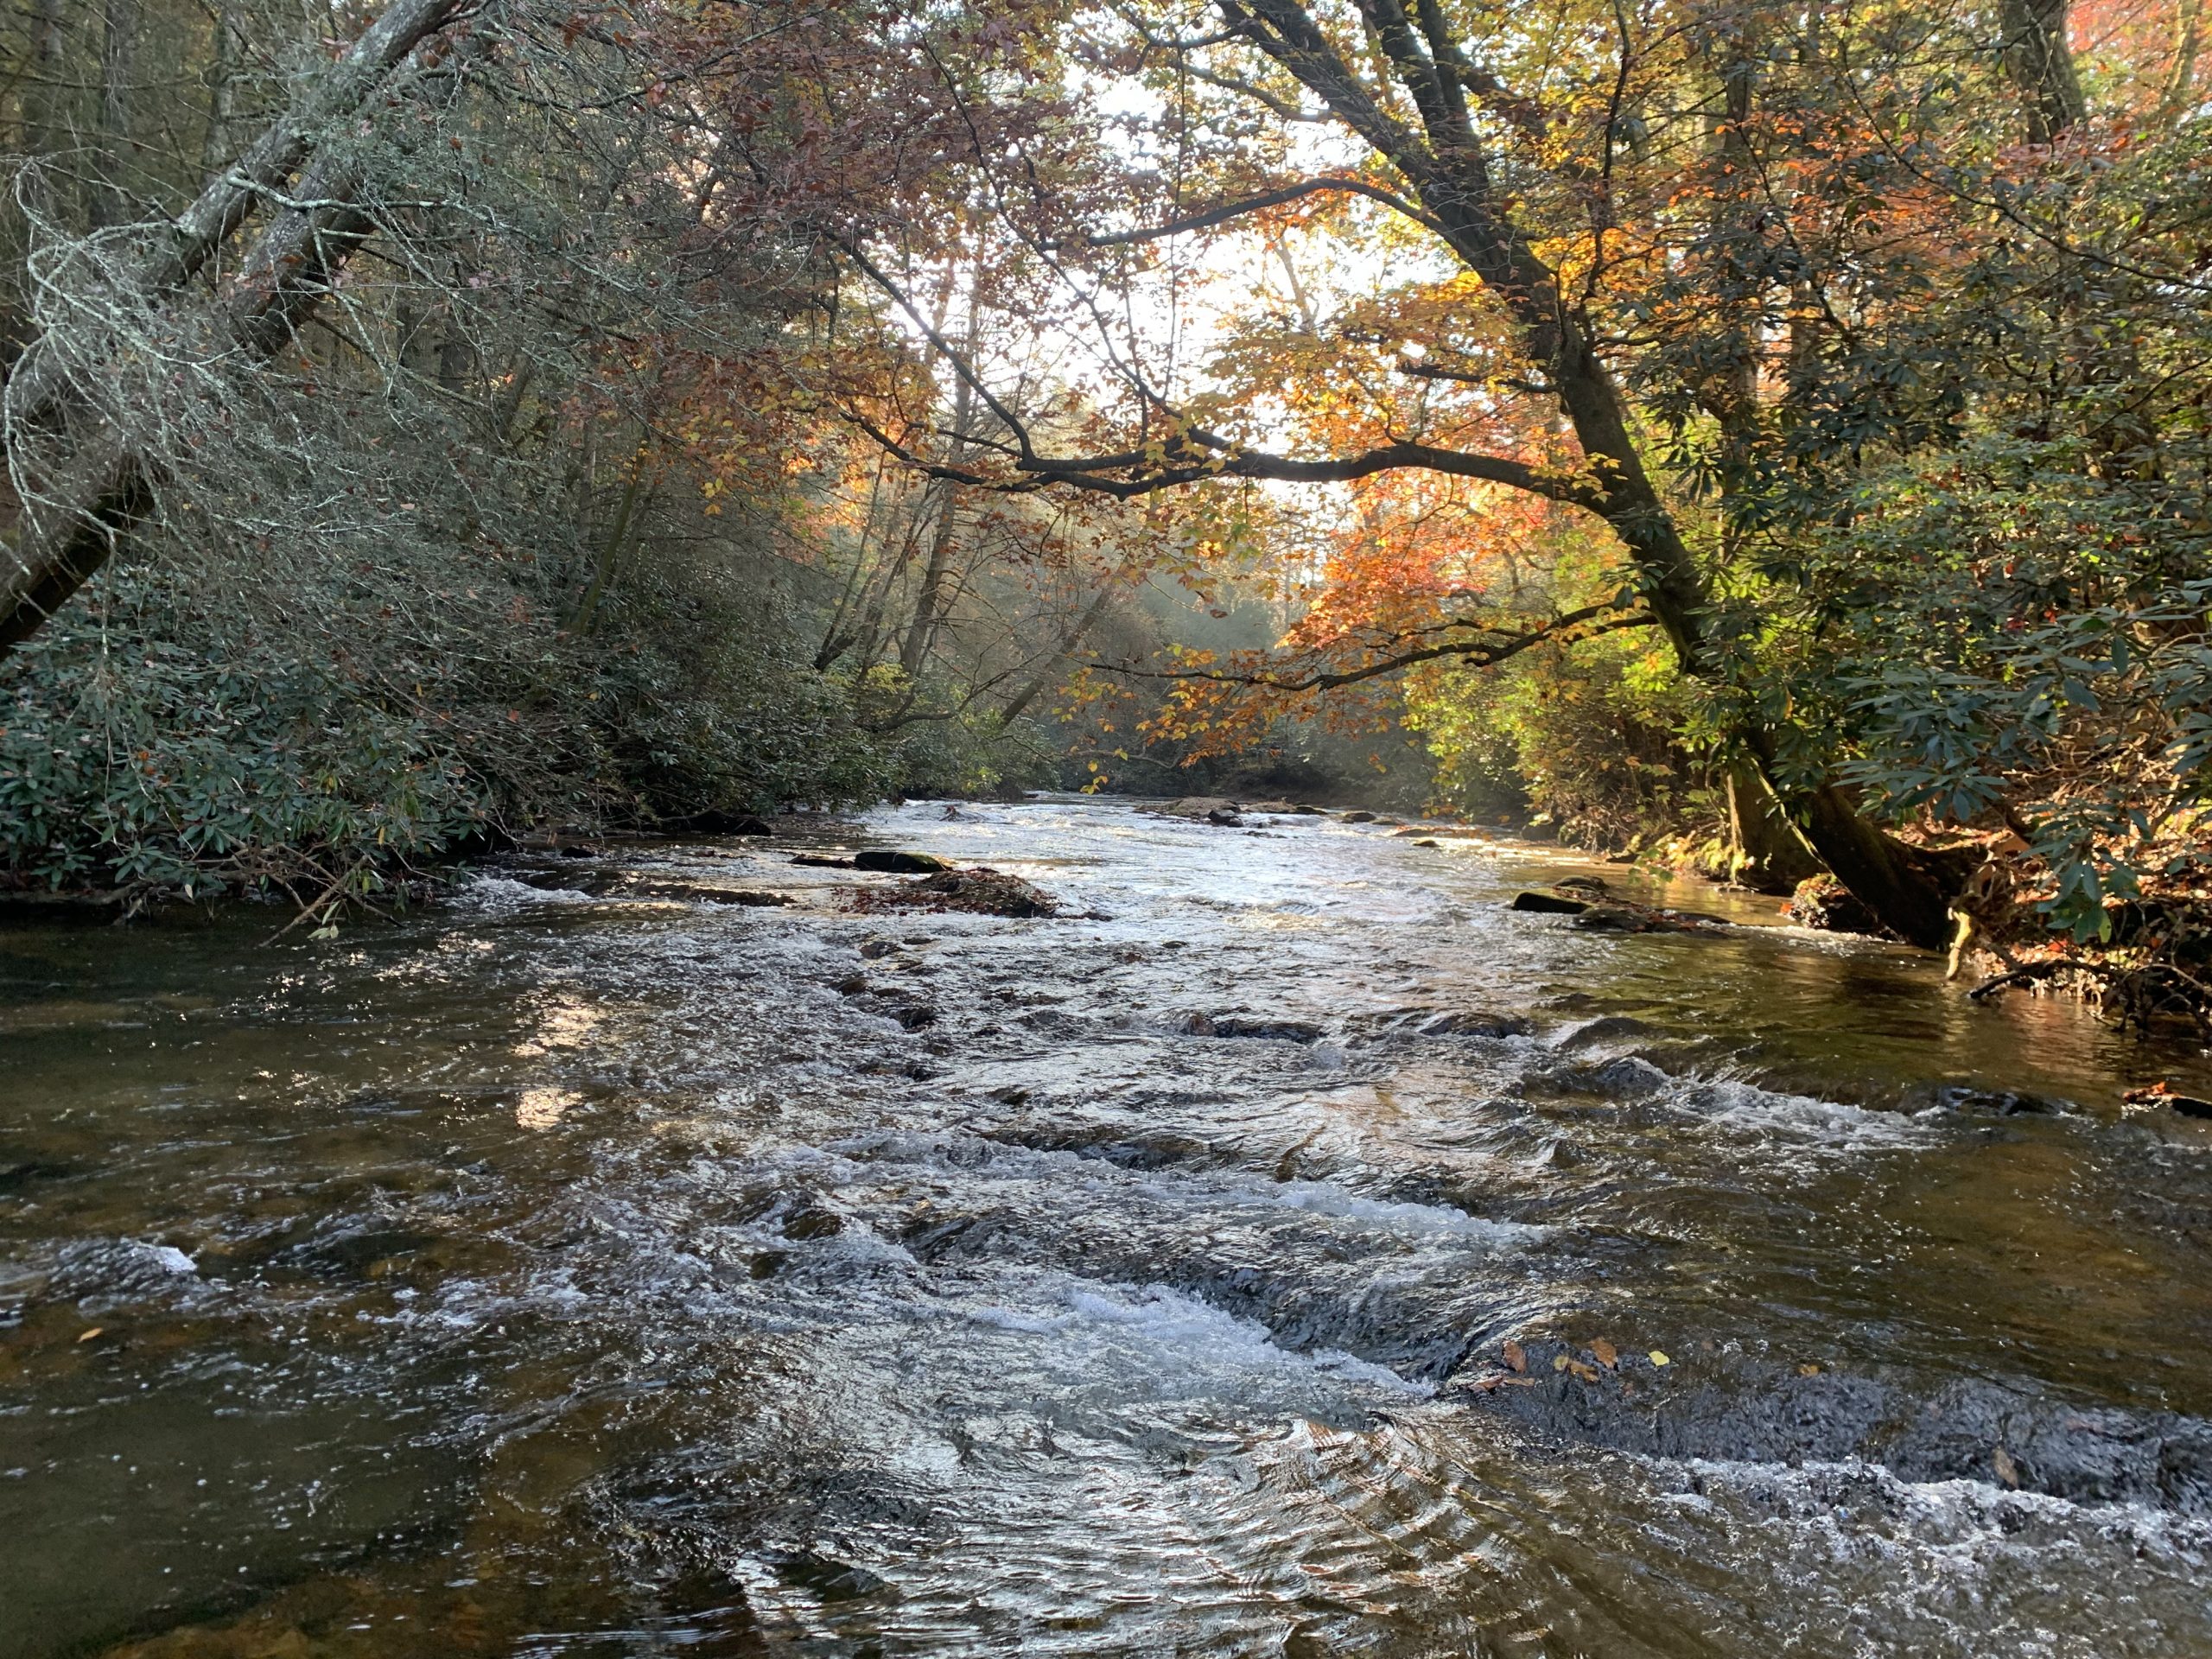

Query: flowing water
5,797,2212,1657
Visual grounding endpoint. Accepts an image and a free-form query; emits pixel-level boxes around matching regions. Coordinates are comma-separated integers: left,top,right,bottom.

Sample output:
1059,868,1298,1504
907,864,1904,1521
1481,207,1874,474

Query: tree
0,0,474,651
808,0,2196,949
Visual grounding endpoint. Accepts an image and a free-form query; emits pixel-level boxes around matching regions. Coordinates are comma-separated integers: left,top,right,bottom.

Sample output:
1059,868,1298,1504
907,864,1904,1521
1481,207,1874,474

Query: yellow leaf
1649,1350,1670,1366
1798,1363,1821,1377
1552,1354,1569,1372
77,1327,103,1343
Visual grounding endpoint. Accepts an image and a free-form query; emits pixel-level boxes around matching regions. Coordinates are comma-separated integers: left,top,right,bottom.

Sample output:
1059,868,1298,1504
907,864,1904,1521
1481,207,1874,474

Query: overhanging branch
1078,175,1445,245
1111,602,1655,692
842,404,1605,509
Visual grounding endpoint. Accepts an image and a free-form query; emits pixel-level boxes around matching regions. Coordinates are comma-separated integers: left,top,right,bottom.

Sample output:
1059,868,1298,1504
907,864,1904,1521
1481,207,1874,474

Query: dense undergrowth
0,548,1059,910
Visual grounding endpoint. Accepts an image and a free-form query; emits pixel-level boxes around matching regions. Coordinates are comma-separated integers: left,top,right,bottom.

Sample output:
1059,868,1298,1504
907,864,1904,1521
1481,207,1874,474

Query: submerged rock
1187,1013,1325,1042
1416,1009,1533,1039
659,886,791,907
1455,1341,2212,1516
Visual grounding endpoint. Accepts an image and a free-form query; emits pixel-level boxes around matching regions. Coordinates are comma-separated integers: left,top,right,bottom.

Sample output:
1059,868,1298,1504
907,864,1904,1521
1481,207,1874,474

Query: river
4,796,2211,1656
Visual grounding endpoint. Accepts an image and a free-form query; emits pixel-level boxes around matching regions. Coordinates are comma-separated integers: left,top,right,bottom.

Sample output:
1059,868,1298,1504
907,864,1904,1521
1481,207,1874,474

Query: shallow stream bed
5,797,2212,1656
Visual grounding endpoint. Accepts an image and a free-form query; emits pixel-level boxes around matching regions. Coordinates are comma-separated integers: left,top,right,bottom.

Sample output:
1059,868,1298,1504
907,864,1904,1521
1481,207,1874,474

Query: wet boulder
1787,874,1886,936
1550,1014,1654,1051
1185,1013,1325,1042
1417,1009,1533,1039
1511,890,1590,915
1154,796,1241,820
512,865,625,896
854,849,955,874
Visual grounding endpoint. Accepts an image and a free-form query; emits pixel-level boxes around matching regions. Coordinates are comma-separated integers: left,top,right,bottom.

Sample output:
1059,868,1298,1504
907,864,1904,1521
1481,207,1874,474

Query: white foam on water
957,1278,1431,1399
140,1243,198,1274
1673,1452,2212,1561
453,872,601,912
1666,1077,1935,1151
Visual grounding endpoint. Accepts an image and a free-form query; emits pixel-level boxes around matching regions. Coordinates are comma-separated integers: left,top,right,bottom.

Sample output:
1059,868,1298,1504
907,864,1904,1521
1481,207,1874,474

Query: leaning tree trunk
0,0,472,652
1726,765,1824,894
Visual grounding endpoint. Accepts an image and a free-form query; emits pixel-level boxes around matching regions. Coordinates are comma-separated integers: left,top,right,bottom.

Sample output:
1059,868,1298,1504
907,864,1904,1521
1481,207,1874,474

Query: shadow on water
3,797,2211,1656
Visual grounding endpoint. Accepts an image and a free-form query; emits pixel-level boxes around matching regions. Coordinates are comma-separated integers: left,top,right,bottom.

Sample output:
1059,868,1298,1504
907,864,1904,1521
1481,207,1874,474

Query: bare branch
1111,603,1656,692
1077,175,1444,246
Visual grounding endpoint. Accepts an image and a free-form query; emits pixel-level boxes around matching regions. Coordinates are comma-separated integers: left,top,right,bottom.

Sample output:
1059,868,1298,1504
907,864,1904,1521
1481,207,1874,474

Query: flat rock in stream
652,884,791,907
847,866,1065,918
1151,796,1241,820
1455,1341,2212,1516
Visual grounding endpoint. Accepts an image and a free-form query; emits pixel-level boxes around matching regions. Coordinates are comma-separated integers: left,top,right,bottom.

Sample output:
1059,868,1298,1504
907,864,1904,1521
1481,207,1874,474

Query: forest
1,0,2209,996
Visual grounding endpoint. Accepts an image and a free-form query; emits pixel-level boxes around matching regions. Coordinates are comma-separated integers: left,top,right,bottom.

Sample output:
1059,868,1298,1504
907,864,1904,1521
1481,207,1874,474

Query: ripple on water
5,796,2212,1658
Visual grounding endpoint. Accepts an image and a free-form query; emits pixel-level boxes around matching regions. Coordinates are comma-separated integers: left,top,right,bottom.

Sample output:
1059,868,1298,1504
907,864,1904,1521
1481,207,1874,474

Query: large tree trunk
1726,765,1824,894
91,0,138,228
200,1,241,175
899,283,981,677
0,0,470,653
2001,0,2086,142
